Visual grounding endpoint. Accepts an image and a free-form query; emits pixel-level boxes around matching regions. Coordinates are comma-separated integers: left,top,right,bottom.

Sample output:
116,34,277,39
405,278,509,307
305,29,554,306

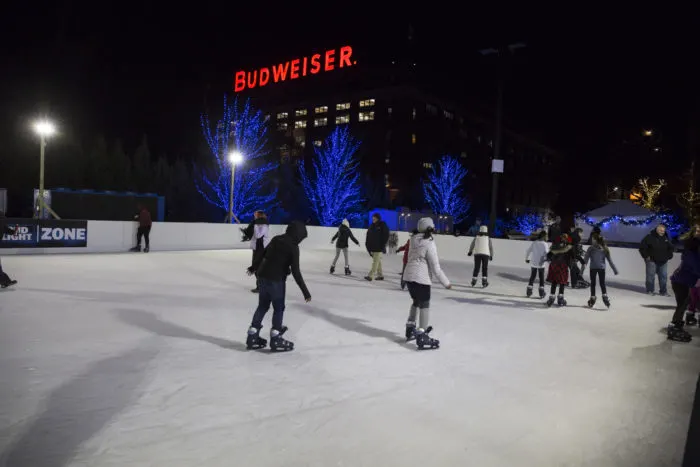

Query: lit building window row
359,111,374,122
336,114,350,125
295,120,307,128
277,122,288,131
337,102,350,110
277,112,288,120
314,117,327,127
295,109,307,117
313,140,322,147
359,99,375,108
315,106,328,114
423,162,433,169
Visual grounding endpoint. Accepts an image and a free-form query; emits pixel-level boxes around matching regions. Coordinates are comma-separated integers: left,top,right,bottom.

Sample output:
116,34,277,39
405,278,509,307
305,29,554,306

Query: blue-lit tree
196,96,278,222
511,212,545,236
299,127,364,226
423,155,471,224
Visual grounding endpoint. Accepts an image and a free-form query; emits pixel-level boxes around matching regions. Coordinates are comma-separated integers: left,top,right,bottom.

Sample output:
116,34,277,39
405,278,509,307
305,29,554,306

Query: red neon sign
234,45,356,92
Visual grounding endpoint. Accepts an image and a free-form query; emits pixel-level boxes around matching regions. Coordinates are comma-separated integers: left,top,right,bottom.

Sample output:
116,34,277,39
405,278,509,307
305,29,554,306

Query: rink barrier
1,221,679,283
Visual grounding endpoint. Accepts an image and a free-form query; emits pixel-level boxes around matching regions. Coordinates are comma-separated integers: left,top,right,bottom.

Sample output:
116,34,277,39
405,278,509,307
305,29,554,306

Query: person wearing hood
0,211,18,288
402,217,451,349
245,221,312,351
467,225,494,288
639,224,674,296
581,232,619,308
329,219,359,275
667,233,700,342
525,230,549,298
242,211,271,293
364,213,390,281
545,234,574,307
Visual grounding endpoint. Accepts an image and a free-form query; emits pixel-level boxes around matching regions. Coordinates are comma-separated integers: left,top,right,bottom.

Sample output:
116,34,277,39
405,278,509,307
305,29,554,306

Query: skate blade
668,335,692,343
270,345,294,352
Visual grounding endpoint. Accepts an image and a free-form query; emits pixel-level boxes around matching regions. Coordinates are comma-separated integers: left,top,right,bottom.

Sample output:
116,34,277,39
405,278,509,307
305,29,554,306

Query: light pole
33,120,56,219
228,150,243,223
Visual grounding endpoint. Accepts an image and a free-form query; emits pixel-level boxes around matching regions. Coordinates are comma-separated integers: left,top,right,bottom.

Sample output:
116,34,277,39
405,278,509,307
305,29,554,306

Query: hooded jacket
639,229,674,263
251,221,310,299
331,223,359,249
671,238,700,287
402,233,450,287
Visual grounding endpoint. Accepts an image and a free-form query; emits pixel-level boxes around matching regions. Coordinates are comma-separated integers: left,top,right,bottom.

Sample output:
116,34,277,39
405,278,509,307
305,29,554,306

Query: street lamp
643,129,653,137
33,120,56,219
228,150,243,223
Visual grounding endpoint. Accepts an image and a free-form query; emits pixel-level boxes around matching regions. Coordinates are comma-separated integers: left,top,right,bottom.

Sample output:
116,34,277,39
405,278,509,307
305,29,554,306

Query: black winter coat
0,213,15,237
365,221,390,253
639,230,674,263
331,224,359,249
250,221,311,299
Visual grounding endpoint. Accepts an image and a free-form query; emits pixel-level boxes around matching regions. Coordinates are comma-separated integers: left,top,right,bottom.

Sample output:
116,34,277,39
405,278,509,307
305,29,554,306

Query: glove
246,267,254,276
468,252,473,256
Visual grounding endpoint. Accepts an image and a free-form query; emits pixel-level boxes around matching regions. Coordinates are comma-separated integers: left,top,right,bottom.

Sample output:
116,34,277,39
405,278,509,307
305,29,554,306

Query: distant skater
330,219,359,276
545,234,574,307
468,225,493,288
581,231,619,309
364,213,389,281
525,231,549,298
242,211,270,293
402,217,451,349
130,204,152,252
0,211,18,288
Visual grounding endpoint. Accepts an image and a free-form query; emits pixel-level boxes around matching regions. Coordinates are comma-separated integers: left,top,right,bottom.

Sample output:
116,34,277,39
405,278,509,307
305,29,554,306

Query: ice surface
1,249,699,466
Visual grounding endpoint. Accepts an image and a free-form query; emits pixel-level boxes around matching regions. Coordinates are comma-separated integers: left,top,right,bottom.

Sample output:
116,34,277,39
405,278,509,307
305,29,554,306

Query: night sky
1,4,696,182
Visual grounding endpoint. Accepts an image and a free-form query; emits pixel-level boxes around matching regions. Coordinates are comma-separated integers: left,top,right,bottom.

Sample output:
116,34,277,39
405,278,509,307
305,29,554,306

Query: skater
402,217,451,349
468,225,493,287
545,234,573,307
0,211,18,288
639,223,674,296
329,219,359,275
679,225,700,326
245,221,312,351
364,212,389,281
668,234,700,342
580,232,619,309
243,211,271,293
525,231,549,298
397,238,410,289
569,227,587,289
130,204,152,252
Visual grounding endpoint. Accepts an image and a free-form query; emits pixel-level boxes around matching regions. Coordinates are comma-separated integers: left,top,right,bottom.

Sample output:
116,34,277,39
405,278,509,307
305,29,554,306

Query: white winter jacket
525,240,549,268
469,235,493,257
402,234,450,287
250,224,271,250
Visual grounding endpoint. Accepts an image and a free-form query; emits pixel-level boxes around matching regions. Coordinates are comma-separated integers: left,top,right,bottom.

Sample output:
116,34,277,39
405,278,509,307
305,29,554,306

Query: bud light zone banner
1,219,88,248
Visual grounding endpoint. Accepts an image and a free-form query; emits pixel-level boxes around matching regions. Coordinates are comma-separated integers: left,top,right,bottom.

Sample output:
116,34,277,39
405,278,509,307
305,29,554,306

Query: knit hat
479,225,488,234
417,217,435,233
341,219,349,227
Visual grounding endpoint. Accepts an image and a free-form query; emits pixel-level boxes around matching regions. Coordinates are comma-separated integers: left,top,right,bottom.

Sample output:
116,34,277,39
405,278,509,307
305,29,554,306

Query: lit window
315,106,328,114
314,117,327,127
460,152,467,159
295,120,307,128
295,109,307,117
313,140,322,147
423,162,433,169
653,147,661,152
411,133,417,144
412,108,417,120
295,135,306,148
385,158,390,164
277,112,288,120
388,107,392,115
336,102,350,111
359,99,375,107
336,115,350,125
277,122,288,131
444,110,454,120
359,111,374,122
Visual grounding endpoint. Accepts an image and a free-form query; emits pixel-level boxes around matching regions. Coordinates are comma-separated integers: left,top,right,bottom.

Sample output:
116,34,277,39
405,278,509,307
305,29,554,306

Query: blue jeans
645,261,668,294
251,279,286,331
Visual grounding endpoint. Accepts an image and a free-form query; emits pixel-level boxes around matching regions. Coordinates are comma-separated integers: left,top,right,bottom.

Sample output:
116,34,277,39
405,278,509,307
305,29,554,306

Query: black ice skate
1,279,18,289
587,296,597,308
246,327,268,350
557,295,567,307
602,294,611,309
546,296,555,307
685,312,698,326
364,276,373,281
526,285,533,297
345,266,351,276
144,246,150,253
405,322,416,341
270,326,294,352
482,278,489,288
375,276,384,281
330,265,335,274
538,286,546,299
416,326,439,350
667,322,692,342
471,278,477,287
129,246,141,252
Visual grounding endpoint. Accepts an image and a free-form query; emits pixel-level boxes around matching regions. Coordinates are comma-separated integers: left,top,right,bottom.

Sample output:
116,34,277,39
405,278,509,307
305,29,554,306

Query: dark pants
570,262,582,287
136,226,151,248
528,268,545,287
0,258,11,284
251,247,265,288
590,269,607,296
672,282,691,323
473,254,489,278
400,263,407,287
251,279,286,330
550,283,565,295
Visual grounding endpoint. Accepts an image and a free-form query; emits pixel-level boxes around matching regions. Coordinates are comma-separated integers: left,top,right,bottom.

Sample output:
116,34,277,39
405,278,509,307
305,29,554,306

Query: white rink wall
1,221,680,282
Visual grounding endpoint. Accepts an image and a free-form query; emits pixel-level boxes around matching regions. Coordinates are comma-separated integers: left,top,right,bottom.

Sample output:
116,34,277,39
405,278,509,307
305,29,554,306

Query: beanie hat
479,225,488,234
342,219,349,227
417,217,435,233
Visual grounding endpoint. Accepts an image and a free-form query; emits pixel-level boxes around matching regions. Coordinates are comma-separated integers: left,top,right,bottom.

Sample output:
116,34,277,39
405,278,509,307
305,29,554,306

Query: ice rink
1,248,699,466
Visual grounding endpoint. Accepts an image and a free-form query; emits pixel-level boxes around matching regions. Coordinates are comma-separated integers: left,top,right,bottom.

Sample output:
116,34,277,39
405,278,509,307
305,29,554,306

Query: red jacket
138,208,152,227
397,239,410,265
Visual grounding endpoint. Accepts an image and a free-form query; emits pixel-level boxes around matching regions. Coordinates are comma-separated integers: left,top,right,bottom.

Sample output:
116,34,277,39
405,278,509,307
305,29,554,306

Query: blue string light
575,212,686,236
423,155,471,224
511,213,544,236
299,127,364,226
196,96,278,221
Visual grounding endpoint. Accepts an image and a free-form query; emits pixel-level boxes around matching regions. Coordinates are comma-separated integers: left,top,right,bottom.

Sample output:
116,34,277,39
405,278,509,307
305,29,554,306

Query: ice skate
364,275,373,281
144,246,150,253
667,322,692,342
587,296,597,308
557,295,567,307
416,326,439,350
330,265,335,274
129,246,141,252
471,278,477,287
1,279,18,289
375,276,384,281
546,296,555,307
246,327,267,350
538,286,546,299
482,278,489,288
344,266,351,276
405,322,416,341
526,285,533,297
685,312,697,326
602,294,611,309
270,326,294,352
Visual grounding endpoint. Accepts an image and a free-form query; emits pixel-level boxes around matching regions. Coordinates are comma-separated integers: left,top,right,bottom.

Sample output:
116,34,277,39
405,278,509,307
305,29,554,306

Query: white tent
575,200,658,244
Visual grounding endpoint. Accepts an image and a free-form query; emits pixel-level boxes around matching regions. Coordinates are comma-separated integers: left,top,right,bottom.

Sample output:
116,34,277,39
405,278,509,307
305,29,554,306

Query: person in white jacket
402,217,451,349
249,211,271,293
468,225,494,288
525,230,549,298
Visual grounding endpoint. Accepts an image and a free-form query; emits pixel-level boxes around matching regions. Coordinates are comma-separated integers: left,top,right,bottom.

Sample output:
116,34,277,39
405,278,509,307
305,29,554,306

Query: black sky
1,3,697,165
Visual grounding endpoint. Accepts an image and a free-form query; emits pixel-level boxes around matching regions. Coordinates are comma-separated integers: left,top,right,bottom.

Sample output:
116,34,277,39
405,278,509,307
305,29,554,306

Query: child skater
329,219,360,275
468,225,494,288
545,234,573,307
245,221,312,351
397,237,410,289
402,217,451,349
525,231,549,298
668,233,700,342
580,231,619,309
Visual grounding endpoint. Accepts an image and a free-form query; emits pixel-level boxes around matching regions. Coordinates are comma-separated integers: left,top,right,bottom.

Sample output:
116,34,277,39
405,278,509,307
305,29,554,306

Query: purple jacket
671,250,700,287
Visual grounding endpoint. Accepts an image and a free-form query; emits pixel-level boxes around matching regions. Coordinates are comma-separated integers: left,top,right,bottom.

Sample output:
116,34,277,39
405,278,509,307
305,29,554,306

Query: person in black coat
639,224,675,296
364,213,390,281
0,211,18,288
547,217,562,245
245,221,311,351
329,218,359,275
